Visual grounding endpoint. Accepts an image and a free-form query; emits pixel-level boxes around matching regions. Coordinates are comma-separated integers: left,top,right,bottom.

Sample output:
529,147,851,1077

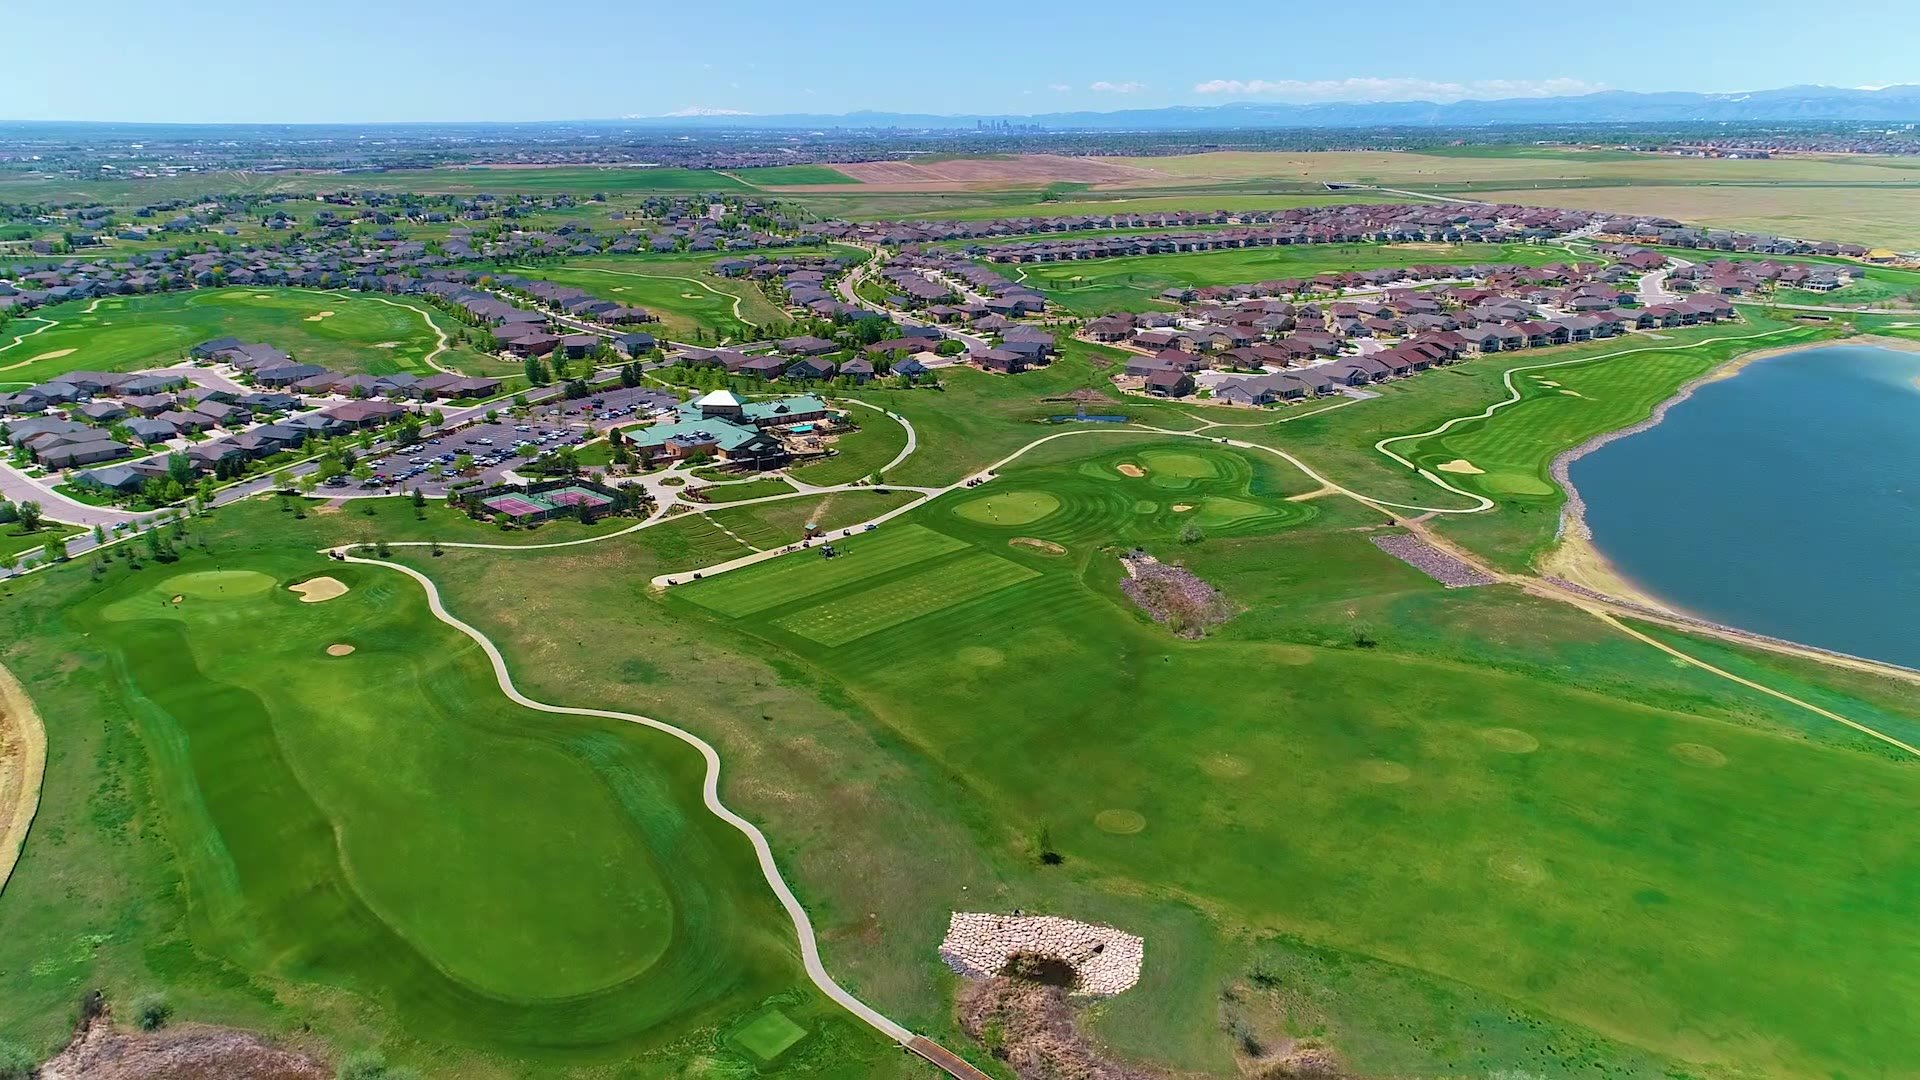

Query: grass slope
0,514,903,1075
0,287,510,385
500,254,789,343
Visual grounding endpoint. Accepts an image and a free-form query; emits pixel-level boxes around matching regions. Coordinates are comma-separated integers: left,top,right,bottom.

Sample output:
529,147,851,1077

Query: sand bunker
1009,537,1067,556
29,348,75,362
303,310,337,321
1436,459,1485,475
940,913,1144,997
326,644,356,657
1115,463,1146,478
373,341,401,349
1171,503,1194,512
288,577,349,603
1559,389,1584,397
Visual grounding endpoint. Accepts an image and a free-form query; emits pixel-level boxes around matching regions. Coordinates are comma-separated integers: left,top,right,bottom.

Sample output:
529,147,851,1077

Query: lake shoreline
1549,333,1920,670
1545,338,1842,612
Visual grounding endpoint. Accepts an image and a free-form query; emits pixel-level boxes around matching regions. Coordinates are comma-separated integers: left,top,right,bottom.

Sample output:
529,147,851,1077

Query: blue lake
1569,343,1920,668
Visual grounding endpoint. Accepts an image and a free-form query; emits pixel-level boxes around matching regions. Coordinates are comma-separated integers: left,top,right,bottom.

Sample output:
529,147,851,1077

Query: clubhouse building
626,390,834,469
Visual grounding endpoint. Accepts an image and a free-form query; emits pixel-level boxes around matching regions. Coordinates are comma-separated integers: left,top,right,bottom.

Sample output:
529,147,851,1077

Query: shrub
132,992,172,1031
0,1039,33,1080
1178,522,1205,545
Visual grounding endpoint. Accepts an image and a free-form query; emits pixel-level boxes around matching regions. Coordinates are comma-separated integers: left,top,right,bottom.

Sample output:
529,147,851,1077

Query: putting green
732,1006,809,1060
1193,497,1268,528
952,490,1061,526
1137,448,1222,482
1482,471,1557,496
100,571,277,619
162,570,277,599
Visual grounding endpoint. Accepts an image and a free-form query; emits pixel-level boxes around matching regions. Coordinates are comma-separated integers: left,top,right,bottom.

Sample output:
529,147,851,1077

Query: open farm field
1479,183,1920,252
0,286,512,385
730,164,861,186
505,254,789,342
1011,240,1569,315
1109,148,1920,185
0,166,755,204
0,518,905,1075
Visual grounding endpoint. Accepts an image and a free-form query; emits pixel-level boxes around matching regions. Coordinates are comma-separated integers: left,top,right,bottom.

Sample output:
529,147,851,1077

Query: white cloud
1190,77,1605,102
659,106,753,117
1048,83,1071,93
1089,80,1145,94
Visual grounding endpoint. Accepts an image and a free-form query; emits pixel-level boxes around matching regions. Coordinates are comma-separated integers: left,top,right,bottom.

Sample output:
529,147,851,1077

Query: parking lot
552,386,680,433
324,419,585,496
317,387,682,498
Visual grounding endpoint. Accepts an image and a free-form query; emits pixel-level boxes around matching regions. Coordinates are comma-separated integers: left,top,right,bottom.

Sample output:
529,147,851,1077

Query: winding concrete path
336,551,923,1046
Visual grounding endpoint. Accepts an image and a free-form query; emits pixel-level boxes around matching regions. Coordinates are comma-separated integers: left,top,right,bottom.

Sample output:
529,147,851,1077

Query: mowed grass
0,287,508,384
502,254,789,342
680,522,965,616
1014,241,1568,314
0,521,903,1074
671,437,1920,1079
786,407,910,486
775,550,1039,646
1387,323,1833,568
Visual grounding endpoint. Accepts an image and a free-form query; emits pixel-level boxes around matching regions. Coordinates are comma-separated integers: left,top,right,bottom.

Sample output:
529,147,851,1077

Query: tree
166,452,193,486
522,354,550,386
42,536,64,565
351,462,375,486
14,501,41,532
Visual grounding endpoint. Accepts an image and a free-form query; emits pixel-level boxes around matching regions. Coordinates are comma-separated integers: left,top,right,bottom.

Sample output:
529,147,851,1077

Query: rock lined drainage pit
939,912,1144,996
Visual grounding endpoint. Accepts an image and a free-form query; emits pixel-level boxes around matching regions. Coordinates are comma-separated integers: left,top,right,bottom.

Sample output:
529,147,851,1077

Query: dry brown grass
1473,185,1920,250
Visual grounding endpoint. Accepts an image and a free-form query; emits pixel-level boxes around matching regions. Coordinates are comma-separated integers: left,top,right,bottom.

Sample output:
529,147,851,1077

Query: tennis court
480,486,614,519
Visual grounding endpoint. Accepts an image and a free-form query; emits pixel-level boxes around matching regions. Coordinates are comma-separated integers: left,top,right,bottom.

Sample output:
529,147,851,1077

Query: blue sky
11,0,1920,123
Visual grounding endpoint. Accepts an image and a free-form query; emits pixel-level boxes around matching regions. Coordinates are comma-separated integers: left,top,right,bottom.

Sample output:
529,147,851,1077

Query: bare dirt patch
1009,537,1066,556
0,662,47,894
40,1002,329,1080
1435,458,1484,475
958,977,1163,1079
326,644,355,657
1115,463,1146,478
288,576,348,603
29,347,76,362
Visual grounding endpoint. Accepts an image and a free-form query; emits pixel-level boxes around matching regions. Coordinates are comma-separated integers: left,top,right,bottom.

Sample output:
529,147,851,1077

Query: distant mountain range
635,85,1920,130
